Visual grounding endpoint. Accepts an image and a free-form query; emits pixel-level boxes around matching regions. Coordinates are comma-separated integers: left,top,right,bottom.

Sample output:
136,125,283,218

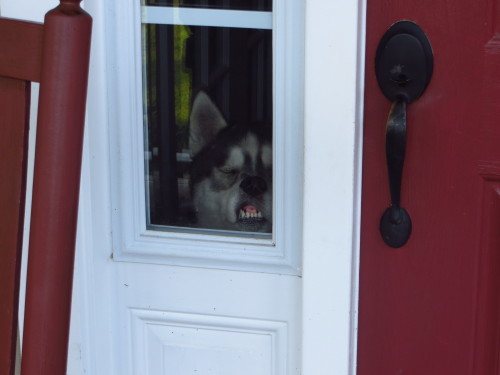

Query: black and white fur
189,91,272,233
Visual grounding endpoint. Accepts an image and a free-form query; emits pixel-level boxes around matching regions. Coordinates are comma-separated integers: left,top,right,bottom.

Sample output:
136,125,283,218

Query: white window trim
142,6,273,29
105,0,304,275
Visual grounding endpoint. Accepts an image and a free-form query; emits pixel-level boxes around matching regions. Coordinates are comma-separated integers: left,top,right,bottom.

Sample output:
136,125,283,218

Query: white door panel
80,1,305,373
115,263,300,375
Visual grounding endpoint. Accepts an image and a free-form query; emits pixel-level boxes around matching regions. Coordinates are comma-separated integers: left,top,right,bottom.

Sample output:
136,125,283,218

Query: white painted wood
142,7,273,29
104,263,301,375
301,0,365,373
129,307,288,374
72,1,118,373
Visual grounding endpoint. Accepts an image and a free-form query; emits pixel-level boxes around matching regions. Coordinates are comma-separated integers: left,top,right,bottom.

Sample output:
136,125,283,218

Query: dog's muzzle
237,204,268,232
236,176,269,231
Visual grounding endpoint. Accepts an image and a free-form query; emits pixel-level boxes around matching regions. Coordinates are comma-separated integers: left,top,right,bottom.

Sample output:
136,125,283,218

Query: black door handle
375,21,433,248
380,100,412,248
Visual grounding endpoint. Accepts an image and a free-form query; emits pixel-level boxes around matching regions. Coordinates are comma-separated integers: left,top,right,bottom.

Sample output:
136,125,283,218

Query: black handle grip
386,100,406,207
380,100,412,248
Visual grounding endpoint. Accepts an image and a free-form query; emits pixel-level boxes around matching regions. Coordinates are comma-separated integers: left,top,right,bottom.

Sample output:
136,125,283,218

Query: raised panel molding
129,309,288,375
473,163,500,374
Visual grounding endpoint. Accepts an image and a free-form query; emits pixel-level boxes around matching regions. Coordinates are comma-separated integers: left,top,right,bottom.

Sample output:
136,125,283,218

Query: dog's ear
189,91,227,156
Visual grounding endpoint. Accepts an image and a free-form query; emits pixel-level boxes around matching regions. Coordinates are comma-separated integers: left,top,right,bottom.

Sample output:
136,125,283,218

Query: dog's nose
240,176,267,197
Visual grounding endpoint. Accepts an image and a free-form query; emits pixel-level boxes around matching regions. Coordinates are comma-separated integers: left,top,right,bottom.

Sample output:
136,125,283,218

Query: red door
358,0,500,373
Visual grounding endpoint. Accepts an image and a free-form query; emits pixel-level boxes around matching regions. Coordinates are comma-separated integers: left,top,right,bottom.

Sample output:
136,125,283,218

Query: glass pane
145,0,272,11
143,24,273,234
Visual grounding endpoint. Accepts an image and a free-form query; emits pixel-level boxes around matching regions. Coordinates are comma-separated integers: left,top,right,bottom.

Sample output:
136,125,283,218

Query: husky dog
189,91,272,233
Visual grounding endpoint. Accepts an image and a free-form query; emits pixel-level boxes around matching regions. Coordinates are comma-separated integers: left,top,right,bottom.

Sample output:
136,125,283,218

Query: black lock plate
375,21,433,103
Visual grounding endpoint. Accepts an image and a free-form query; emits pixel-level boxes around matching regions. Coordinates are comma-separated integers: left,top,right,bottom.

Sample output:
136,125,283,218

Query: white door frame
302,1,365,373
1,0,366,373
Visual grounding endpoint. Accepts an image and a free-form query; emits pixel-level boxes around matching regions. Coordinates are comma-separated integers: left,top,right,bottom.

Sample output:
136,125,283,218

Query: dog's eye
218,167,239,175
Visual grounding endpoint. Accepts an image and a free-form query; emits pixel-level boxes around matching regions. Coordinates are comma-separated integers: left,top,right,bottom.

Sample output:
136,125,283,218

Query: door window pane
143,15,273,234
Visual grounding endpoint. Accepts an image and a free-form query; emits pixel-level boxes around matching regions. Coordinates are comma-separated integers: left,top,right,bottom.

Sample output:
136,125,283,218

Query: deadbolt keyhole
389,65,411,87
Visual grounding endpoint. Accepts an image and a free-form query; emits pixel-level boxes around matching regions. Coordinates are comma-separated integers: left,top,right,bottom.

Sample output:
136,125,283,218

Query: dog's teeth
239,207,264,220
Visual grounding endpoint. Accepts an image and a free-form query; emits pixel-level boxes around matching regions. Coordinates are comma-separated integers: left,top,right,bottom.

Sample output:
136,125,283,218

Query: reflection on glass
145,0,272,11
143,23,273,234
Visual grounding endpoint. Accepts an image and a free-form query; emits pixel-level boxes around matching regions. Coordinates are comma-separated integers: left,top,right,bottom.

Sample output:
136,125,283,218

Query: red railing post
21,1,91,374
0,78,30,375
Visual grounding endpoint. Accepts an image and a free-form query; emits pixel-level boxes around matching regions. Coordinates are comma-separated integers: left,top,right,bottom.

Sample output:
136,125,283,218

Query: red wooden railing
0,1,91,374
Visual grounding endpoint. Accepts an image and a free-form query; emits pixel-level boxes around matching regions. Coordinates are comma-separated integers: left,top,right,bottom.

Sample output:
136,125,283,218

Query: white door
2,0,365,374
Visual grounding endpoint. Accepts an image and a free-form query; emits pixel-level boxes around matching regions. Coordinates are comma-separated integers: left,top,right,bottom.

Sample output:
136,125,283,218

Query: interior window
142,0,273,234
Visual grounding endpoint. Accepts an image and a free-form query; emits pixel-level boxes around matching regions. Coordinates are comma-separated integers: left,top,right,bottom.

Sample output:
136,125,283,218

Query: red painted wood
20,1,92,374
472,168,500,374
358,0,500,373
0,78,30,375
0,19,43,82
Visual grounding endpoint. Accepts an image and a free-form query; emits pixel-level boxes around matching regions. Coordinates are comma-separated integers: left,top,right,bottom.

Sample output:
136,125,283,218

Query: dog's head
189,92,272,233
